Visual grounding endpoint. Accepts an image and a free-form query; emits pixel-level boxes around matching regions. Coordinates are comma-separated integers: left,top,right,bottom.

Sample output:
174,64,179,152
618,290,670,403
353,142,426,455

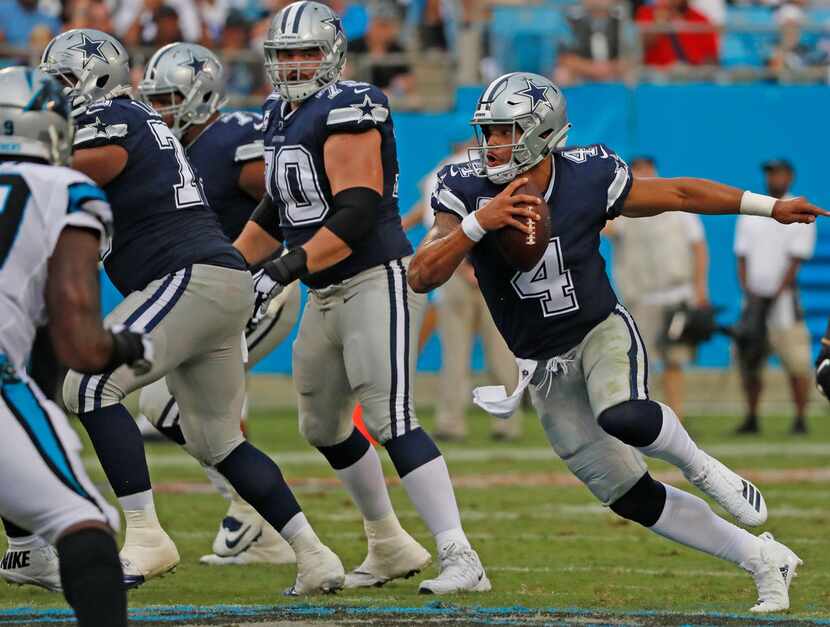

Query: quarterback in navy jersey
410,72,827,613
138,42,301,568
41,29,344,595
234,1,488,594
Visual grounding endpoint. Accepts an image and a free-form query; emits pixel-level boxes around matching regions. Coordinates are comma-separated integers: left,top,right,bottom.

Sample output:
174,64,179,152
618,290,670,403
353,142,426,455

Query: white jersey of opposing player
0,161,111,370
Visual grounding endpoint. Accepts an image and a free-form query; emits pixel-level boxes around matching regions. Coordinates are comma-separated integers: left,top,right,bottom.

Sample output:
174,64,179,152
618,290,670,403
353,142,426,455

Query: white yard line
87,441,830,470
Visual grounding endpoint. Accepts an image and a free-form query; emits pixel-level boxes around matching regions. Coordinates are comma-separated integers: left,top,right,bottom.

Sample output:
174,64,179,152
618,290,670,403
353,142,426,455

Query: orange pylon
352,403,378,445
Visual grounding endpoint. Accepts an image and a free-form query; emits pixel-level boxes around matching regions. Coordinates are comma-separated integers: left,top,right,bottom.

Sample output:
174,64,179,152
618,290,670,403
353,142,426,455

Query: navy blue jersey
187,111,264,241
74,97,245,295
261,81,412,289
432,145,633,359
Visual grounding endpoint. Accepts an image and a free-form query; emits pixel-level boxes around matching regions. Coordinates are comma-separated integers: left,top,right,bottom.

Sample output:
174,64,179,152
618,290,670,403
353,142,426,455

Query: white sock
400,456,469,549
118,488,155,513
638,402,703,476
203,464,234,501
279,512,310,543
650,484,760,566
335,446,394,522
6,534,48,550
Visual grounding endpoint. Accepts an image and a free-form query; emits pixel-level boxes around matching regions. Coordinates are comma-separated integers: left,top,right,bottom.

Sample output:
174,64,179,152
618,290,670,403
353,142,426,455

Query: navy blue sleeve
559,144,632,220
323,83,391,137
430,165,473,221
73,99,147,152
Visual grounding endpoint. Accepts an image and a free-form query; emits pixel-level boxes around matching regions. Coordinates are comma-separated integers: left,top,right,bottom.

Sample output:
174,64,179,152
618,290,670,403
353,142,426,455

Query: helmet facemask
264,40,343,102
469,115,570,185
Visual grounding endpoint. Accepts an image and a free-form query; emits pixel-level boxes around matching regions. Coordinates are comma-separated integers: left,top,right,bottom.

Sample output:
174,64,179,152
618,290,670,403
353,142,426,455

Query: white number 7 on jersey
511,237,579,317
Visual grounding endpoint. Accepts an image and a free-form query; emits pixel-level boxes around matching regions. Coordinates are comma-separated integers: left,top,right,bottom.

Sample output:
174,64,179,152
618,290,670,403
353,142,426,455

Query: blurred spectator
767,4,830,78
115,0,202,46
197,0,231,43
349,3,414,97
420,0,448,50
155,5,185,45
555,0,627,85
64,0,114,32
733,159,815,435
0,0,60,49
605,156,709,419
221,10,265,97
635,0,719,67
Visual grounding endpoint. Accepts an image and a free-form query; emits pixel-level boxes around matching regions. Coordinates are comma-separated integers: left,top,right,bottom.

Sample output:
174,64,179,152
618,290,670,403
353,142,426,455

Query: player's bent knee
317,427,370,469
597,399,663,448
609,472,667,527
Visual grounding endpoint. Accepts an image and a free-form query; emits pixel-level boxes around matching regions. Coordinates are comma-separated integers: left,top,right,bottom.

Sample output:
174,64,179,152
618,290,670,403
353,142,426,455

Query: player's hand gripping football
772,197,830,224
815,340,830,400
475,177,542,234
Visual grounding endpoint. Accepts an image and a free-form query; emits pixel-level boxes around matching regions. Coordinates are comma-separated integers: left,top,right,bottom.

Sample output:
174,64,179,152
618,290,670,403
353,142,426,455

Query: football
494,179,551,272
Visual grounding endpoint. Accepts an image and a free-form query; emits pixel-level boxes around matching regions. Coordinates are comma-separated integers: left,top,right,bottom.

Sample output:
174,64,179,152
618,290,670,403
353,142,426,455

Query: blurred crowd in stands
1,0,829,109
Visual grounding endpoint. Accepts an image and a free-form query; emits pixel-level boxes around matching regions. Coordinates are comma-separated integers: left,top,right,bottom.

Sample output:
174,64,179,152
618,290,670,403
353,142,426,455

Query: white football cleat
744,532,802,613
685,451,767,526
344,515,431,588
120,510,180,589
211,500,264,558
200,523,296,566
283,527,344,596
418,542,491,595
0,544,61,592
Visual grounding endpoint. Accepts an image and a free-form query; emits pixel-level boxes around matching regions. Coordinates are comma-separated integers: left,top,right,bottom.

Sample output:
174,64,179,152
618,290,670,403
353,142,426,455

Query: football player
234,1,488,593
40,29,344,594
137,42,299,567
0,67,135,626
409,72,823,612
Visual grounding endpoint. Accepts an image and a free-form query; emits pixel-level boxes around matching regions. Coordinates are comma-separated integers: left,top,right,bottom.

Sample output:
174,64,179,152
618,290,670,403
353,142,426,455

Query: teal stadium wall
99,84,830,372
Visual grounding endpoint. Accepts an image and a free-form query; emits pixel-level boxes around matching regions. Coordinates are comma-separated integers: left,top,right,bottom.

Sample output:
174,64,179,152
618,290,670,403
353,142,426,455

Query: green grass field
2,407,829,625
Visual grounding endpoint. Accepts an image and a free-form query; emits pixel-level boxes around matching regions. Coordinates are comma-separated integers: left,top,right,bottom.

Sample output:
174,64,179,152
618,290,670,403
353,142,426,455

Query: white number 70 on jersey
511,237,580,317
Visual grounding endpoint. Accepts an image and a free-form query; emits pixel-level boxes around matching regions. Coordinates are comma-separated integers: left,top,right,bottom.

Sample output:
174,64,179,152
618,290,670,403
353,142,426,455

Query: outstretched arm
622,177,829,224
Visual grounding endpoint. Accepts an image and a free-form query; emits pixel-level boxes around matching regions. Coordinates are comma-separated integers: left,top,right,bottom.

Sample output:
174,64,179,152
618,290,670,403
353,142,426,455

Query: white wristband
740,191,776,217
461,212,487,242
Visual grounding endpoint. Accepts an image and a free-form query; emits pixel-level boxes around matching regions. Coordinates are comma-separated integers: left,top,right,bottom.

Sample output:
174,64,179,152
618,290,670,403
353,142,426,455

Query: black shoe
735,416,759,434
790,419,808,435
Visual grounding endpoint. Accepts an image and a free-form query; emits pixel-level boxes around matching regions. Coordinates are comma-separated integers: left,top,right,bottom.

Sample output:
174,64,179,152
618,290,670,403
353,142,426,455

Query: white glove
251,269,284,328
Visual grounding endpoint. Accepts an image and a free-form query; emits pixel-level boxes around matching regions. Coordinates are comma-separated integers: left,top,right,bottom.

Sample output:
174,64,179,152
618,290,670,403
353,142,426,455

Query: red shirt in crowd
635,4,719,66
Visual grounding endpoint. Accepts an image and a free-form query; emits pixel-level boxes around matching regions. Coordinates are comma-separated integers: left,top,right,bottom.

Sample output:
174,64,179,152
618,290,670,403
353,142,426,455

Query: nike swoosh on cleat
224,525,251,550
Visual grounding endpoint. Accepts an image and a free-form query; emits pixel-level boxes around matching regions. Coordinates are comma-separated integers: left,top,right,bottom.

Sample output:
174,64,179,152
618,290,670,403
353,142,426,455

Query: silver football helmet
138,43,227,139
264,1,347,102
469,72,571,184
39,28,131,114
0,67,74,165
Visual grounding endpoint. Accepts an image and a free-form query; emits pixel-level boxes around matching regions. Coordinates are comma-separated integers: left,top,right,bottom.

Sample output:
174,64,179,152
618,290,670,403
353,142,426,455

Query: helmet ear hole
96,74,109,88
202,91,212,103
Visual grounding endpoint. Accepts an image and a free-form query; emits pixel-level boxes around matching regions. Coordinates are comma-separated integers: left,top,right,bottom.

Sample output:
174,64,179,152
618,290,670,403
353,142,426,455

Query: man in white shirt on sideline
733,159,815,435
605,156,710,419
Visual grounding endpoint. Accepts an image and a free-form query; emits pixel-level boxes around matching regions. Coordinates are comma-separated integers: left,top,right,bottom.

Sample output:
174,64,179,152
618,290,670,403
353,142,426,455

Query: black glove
815,340,830,400
108,325,153,375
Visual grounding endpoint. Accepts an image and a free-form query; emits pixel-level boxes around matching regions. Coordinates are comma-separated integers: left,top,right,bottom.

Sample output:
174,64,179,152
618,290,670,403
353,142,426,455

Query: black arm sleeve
250,194,283,241
324,187,382,248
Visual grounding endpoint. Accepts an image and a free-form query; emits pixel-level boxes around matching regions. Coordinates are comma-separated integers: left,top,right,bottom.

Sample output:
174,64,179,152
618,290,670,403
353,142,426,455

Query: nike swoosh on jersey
353,87,371,94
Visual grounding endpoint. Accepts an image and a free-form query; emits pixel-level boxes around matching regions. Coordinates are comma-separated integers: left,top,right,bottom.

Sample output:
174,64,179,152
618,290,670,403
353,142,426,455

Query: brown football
494,179,551,272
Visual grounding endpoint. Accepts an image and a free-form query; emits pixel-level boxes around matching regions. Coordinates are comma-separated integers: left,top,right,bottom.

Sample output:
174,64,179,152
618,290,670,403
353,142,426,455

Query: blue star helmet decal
322,15,343,36
515,78,552,112
179,51,207,77
68,33,108,66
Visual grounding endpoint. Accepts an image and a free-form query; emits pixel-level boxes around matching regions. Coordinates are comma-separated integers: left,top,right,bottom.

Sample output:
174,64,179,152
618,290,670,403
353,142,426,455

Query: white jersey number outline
147,120,203,209
271,145,329,225
511,237,579,317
